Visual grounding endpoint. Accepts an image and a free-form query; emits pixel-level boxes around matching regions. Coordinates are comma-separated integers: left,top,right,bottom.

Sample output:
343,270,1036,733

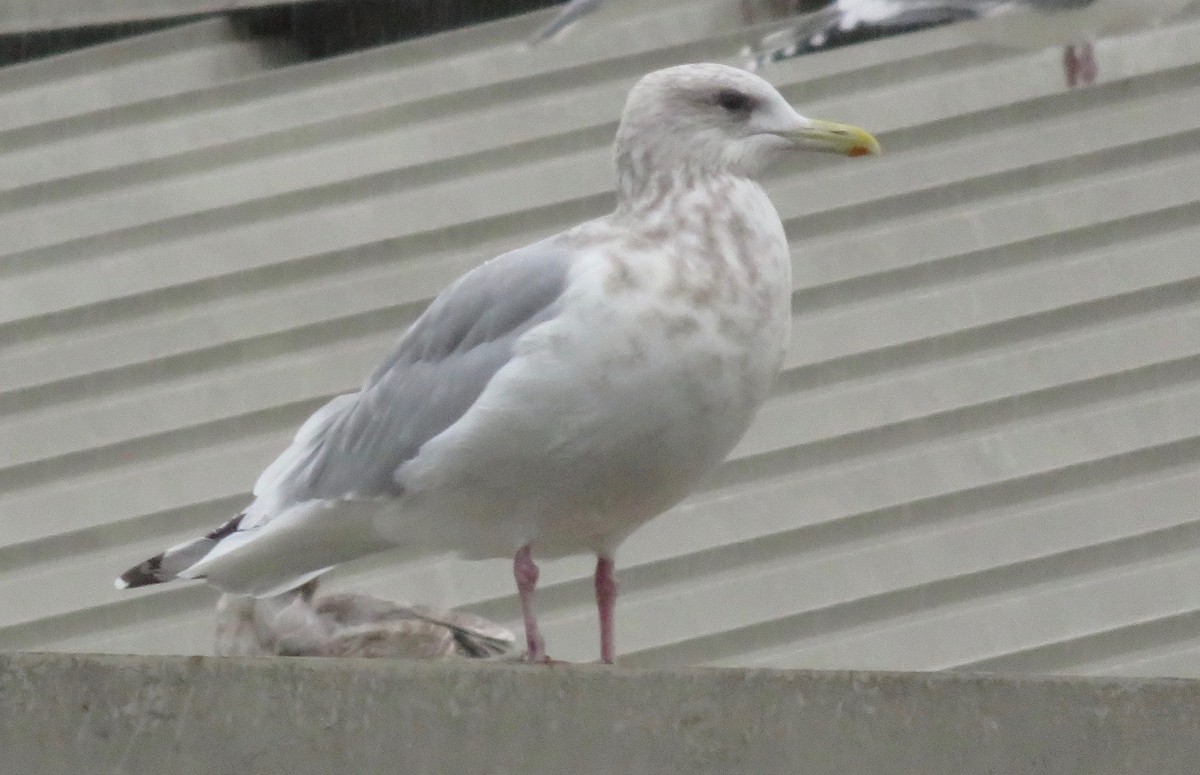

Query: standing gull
744,1,1195,86
745,0,979,69
117,63,879,664
526,0,816,46
746,1,1194,87
961,0,1195,87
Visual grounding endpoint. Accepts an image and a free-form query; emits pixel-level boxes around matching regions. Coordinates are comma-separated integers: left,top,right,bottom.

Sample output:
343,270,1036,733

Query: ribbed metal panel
2,0,1199,673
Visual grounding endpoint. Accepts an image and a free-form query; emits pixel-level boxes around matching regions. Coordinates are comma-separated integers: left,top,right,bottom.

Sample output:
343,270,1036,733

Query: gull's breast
392,180,793,558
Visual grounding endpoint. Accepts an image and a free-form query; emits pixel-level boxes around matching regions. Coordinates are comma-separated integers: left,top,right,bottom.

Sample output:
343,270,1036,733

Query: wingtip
115,553,167,589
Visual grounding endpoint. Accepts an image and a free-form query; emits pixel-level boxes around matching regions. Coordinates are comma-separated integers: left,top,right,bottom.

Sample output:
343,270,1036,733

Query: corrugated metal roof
2,0,1199,673
0,1,268,34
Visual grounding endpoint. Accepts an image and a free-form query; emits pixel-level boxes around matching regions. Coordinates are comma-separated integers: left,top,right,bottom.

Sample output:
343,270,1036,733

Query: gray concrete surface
1,653,1198,774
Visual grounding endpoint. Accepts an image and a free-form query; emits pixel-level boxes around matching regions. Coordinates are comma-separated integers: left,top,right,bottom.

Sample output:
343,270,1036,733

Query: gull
526,0,805,47
117,63,880,664
745,0,978,70
215,579,516,659
745,1,1195,87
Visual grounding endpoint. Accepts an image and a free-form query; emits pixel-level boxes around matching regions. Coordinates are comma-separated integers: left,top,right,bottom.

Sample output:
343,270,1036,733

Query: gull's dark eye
715,89,753,114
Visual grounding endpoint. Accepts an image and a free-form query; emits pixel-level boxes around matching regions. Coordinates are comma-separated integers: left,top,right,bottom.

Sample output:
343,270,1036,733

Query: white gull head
614,63,879,198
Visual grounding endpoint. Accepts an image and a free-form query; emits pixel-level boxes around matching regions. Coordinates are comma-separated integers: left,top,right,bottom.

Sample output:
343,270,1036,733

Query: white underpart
187,179,792,595
385,177,791,560
167,64,801,597
836,0,913,29
968,0,1193,48
820,0,1192,46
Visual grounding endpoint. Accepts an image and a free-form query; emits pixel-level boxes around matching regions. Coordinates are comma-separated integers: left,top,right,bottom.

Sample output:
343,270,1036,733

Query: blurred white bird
746,0,1195,87
526,0,819,46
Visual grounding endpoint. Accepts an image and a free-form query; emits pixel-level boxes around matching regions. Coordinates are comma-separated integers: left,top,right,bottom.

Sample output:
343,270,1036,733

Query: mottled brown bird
215,580,516,659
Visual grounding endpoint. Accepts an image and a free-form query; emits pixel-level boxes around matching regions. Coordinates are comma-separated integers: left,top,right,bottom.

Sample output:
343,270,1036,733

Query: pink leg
1064,42,1098,88
1079,41,1098,86
594,555,618,664
1063,45,1081,88
514,545,547,662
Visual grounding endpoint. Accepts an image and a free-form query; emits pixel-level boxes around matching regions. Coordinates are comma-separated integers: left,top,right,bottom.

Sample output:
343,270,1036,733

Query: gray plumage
745,0,1188,88
259,237,572,505
118,239,572,592
747,1,982,69
747,1,1095,67
116,63,881,662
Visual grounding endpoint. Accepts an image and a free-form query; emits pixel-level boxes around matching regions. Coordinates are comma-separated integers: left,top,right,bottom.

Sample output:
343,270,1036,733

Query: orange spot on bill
848,146,872,158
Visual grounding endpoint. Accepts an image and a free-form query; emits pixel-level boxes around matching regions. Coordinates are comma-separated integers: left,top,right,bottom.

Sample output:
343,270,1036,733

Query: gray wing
253,237,575,505
748,1,990,70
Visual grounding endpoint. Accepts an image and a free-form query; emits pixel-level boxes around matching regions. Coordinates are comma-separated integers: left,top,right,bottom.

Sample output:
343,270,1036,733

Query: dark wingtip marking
296,578,321,603
116,554,166,589
205,512,245,541
115,512,244,590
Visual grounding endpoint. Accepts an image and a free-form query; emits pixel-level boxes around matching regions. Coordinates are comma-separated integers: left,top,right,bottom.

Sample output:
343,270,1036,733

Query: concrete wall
2,653,1199,774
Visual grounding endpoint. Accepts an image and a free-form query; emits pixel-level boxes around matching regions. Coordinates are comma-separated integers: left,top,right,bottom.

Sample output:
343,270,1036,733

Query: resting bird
117,63,879,664
745,1,1194,87
215,579,516,659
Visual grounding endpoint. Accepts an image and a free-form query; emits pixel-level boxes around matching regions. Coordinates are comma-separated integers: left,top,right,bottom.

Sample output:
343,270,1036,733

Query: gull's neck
613,141,749,210
614,165,763,222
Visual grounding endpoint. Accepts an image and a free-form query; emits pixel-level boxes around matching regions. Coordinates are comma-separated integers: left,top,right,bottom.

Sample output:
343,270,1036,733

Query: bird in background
215,578,517,659
527,0,819,46
117,63,879,664
527,0,606,45
527,0,1195,89
743,0,1196,88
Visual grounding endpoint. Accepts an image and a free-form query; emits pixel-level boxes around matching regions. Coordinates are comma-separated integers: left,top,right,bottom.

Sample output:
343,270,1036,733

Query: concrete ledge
2,653,1199,774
